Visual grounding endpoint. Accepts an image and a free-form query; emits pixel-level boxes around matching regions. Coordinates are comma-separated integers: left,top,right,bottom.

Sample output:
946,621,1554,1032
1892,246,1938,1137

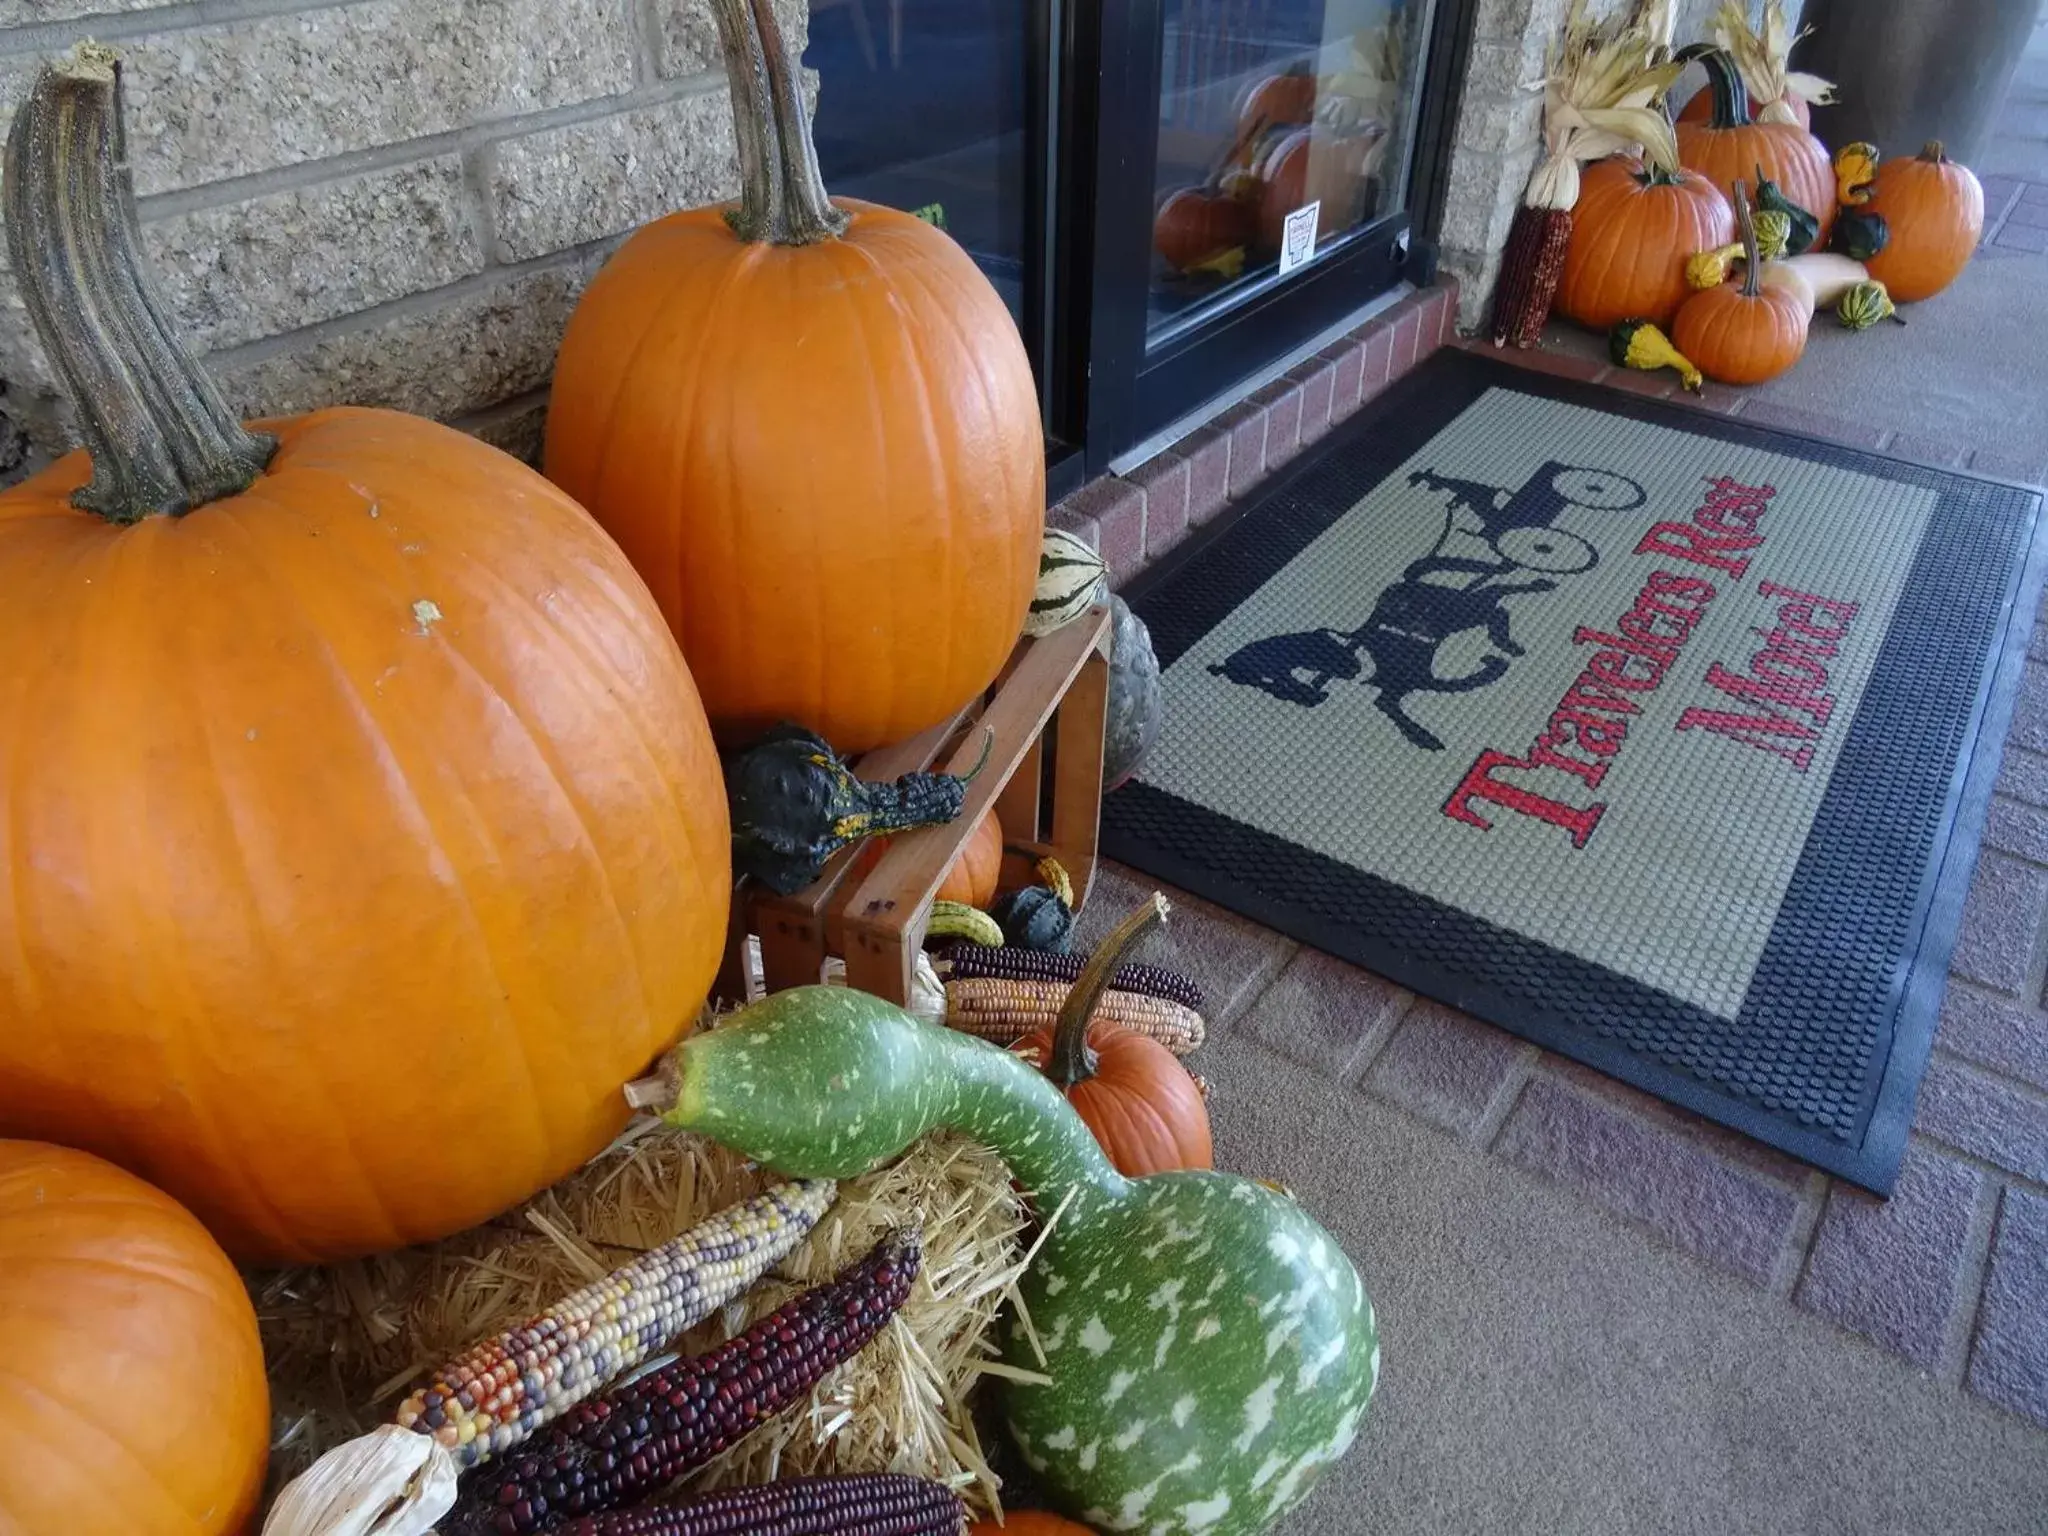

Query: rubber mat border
1104,347,2047,1194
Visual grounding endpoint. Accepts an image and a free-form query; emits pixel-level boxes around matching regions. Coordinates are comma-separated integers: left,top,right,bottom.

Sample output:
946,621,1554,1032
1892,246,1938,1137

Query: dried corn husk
1705,0,1835,125
1525,1,1686,213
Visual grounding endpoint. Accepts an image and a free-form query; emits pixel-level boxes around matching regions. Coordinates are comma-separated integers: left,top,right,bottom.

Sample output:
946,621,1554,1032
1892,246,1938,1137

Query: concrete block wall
0,0,806,483
1437,0,1802,332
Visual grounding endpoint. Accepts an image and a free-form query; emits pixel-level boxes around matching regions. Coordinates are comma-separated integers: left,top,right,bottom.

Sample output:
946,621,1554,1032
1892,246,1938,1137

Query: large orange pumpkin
1862,141,1985,302
545,0,1043,754
0,1141,270,1536
1675,47,1835,248
0,49,730,1262
1236,67,1318,136
1557,157,1734,330
1677,84,1812,129
1673,183,1809,386
972,1516,1097,1536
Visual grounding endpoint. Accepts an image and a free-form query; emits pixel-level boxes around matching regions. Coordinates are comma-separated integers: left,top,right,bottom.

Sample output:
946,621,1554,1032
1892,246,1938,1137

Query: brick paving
1984,177,2048,254
1052,281,2048,1435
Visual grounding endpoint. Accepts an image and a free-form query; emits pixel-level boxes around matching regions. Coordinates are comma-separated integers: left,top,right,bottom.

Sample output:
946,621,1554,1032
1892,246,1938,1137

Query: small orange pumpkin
1673,182,1809,386
1861,141,1985,303
1557,157,1735,330
0,1141,270,1536
1153,185,1254,270
1675,47,1834,248
971,1517,1098,1536
1237,67,1318,136
937,807,1004,908
1014,898,1212,1178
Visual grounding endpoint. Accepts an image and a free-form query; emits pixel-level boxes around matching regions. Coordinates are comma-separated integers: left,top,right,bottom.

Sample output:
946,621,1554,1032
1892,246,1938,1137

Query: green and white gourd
633,900,1378,1536
1026,527,1110,637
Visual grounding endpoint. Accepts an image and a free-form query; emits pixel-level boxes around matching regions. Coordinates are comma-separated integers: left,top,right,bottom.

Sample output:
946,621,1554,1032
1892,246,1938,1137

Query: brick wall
1437,0,1802,332
0,0,806,483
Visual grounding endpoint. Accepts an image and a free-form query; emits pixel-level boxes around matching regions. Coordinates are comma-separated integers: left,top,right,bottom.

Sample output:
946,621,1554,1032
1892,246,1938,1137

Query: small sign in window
1278,202,1320,276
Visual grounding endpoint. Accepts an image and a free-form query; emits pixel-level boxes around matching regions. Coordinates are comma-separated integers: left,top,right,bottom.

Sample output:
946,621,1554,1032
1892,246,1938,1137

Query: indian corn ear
945,976,1207,1055
935,942,1204,1009
395,1178,836,1469
546,1474,967,1536
444,1229,923,1536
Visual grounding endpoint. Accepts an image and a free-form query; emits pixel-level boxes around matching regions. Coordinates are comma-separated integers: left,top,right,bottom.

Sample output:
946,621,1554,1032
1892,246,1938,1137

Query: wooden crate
716,603,1114,1007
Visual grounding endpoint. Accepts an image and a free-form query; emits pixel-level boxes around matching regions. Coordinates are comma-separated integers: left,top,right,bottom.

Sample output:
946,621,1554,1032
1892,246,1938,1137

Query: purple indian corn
394,1178,837,1469
444,1229,923,1536
544,1474,966,1536
934,942,1204,1009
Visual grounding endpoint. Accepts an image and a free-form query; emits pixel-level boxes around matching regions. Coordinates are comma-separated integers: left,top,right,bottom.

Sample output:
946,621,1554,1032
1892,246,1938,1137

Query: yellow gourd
1609,318,1704,392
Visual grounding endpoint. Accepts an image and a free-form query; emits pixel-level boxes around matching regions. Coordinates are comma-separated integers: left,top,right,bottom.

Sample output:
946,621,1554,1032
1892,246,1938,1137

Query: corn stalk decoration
1489,0,1684,348
1705,0,1836,125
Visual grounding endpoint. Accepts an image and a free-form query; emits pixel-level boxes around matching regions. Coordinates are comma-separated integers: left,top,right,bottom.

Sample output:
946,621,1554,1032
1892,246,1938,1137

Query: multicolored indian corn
944,976,1206,1055
394,1179,836,1469
445,1229,923,1536
935,942,1204,1009
546,1474,966,1536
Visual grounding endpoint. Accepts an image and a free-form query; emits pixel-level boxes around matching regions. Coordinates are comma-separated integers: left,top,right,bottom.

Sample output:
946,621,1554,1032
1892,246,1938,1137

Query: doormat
1103,348,2045,1192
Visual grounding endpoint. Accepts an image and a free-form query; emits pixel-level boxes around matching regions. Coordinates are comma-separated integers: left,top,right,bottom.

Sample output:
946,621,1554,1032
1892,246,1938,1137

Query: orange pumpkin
545,0,1043,754
1557,157,1735,330
0,1141,270,1536
1675,47,1834,247
1014,899,1212,1178
972,1517,1098,1536
0,50,730,1262
1253,127,1372,252
938,807,1006,908
1153,185,1254,270
1676,84,1813,130
1673,183,1809,386
1862,141,1985,302
1236,67,1318,136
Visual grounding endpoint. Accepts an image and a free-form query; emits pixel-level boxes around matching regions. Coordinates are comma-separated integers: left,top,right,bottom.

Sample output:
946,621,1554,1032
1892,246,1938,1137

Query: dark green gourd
727,724,990,894
630,900,1379,1536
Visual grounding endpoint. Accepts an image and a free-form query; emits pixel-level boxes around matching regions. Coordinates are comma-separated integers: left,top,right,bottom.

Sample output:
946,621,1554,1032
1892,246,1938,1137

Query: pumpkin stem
711,0,848,245
1046,895,1168,1089
1732,179,1763,298
1921,140,1947,163
1678,43,1750,129
2,46,275,524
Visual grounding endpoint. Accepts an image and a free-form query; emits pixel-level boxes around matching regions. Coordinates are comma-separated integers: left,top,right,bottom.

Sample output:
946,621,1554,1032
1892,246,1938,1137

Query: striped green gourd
630,897,1378,1536
1024,527,1108,637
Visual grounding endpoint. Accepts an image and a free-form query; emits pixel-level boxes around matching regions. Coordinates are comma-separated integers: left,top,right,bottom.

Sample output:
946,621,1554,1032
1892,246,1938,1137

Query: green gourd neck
2,44,274,523
1680,43,1751,130
639,988,1133,1226
710,0,848,245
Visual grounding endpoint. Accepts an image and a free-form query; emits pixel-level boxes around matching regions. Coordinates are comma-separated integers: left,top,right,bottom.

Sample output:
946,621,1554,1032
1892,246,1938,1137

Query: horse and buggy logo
1208,460,1646,751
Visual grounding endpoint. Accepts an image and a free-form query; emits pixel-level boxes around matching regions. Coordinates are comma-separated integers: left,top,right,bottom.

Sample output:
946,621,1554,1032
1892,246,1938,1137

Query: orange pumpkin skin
545,199,1044,754
937,808,1005,908
1677,120,1835,245
0,412,731,1262
0,1141,269,1535
971,1517,1097,1536
1673,279,1808,385
1015,1021,1213,1177
1676,85,1813,129
1237,70,1317,135
1154,187,1253,270
1862,143,1985,302
1557,158,1735,330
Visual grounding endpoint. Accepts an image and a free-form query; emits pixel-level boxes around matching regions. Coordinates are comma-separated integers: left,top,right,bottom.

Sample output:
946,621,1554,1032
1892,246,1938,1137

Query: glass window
803,0,1031,325
1148,0,1436,346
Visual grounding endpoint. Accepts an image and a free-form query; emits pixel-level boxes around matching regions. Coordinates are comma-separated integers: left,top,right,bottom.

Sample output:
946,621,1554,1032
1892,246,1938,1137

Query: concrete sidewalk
1074,34,2048,1534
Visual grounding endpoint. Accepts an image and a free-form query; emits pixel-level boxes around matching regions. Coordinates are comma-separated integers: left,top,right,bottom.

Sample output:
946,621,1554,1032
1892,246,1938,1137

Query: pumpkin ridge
209,479,595,1229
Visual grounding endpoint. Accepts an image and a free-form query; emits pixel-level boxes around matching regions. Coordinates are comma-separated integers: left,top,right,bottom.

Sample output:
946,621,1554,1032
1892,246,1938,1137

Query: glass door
1085,0,1465,468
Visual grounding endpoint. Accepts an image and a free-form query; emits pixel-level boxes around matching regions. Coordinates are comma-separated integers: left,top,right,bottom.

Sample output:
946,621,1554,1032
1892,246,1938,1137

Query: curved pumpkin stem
2,45,274,523
1046,894,1167,1089
711,0,848,245
1920,141,1949,165
1677,43,1751,130
1731,179,1762,298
